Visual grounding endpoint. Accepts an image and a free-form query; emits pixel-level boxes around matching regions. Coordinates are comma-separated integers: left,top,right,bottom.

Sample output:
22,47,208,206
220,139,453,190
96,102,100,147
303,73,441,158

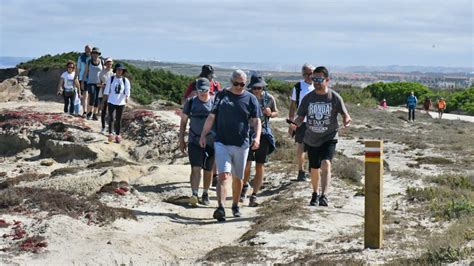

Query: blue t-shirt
407,95,417,108
76,53,90,81
212,90,261,148
182,96,214,145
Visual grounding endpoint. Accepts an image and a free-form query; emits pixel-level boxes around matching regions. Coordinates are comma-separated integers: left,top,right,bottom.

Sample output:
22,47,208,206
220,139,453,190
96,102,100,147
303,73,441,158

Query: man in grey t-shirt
295,66,351,207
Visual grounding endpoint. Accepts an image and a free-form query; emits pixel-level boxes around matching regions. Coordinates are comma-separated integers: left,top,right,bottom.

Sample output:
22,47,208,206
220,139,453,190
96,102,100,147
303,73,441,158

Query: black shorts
188,142,215,171
294,123,306,144
247,136,270,164
305,139,337,169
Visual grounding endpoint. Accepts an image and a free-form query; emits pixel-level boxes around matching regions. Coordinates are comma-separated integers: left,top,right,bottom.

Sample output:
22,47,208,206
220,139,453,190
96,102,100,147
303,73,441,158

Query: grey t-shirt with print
297,89,348,147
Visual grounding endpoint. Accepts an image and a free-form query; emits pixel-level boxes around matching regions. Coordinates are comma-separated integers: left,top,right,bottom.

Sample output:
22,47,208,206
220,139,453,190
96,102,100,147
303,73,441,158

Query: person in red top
181,65,221,104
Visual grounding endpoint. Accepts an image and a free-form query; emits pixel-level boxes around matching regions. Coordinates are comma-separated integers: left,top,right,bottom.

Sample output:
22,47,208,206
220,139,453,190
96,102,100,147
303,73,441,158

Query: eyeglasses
67,66,75,69
312,77,325,83
252,87,263,90
232,82,246,87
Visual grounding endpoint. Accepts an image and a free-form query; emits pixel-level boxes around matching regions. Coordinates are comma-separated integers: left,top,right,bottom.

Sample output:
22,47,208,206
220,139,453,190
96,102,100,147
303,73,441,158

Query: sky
0,0,473,67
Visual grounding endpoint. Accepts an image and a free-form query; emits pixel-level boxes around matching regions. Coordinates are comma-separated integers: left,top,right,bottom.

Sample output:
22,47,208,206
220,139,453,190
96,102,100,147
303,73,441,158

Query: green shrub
364,81,430,106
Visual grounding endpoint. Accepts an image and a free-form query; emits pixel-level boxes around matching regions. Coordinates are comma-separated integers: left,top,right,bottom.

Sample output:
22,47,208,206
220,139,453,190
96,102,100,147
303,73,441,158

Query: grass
0,173,48,189
415,156,453,165
332,153,363,184
201,246,268,263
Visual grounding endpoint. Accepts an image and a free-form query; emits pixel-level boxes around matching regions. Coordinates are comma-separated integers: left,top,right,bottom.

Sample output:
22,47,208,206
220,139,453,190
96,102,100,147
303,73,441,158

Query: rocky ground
0,71,472,264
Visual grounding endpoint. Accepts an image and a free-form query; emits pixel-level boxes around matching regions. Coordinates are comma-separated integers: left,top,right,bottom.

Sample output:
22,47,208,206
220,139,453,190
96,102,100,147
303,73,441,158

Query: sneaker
213,207,226,222
310,192,319,206
92,114,98,121
115,135,122,144
86,112,92,120
297,170,307,182
108,134,115,143
319,195,328,207
231,205,241,217
100,128,106,134
201,193,210,206
249,194,258,207
239,184,249,202
189,195,199,207
211,174,218,187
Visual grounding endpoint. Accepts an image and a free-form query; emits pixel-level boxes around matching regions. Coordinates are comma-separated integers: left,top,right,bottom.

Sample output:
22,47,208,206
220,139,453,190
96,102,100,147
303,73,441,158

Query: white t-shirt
61,71,76,91
291,80,314,122
99,69,114,97
104,75,131,106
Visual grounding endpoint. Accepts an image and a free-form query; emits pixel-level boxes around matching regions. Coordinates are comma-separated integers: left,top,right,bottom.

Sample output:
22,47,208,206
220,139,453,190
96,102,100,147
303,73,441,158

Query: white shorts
214,142,249,180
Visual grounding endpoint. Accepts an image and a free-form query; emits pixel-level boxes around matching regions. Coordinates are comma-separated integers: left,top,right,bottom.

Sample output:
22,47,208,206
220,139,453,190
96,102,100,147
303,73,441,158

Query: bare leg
243,161,251,185
320,160,332,195
296,143,305,171
232,176,243,206
252,163,265,194
310,168,320,193
203,170,212,190
216,173,231,207
190,166,201,191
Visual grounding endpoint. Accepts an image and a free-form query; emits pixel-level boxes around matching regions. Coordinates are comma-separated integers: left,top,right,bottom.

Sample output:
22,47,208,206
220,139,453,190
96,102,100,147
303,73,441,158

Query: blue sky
0,0,472,67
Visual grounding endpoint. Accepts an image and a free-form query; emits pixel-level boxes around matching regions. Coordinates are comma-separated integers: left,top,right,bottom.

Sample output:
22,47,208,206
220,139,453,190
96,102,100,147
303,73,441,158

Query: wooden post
364,140,383,249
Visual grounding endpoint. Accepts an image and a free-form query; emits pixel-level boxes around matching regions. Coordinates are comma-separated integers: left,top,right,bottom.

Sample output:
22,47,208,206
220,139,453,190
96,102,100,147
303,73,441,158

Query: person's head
410,91,414,96
248,74,267,96
199,65,214,80
113,63,127,77
104,57,113,69
91,47,101,59
195,77,210,100
302,63,315,82
230,69,247,92
312,66,330,90
382,98,386,102
84,45,92,55
66,60,75,73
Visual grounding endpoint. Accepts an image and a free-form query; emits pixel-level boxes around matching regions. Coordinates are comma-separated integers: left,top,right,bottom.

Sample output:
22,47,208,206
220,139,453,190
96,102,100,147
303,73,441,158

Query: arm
199,114,215,148
75,56,81,80
294,115,305,127
178,114,189,153
263,95,278,118
81,63,89,91
125,78,131,103
57,77,64,95
250,117,262,150
74,78,81,97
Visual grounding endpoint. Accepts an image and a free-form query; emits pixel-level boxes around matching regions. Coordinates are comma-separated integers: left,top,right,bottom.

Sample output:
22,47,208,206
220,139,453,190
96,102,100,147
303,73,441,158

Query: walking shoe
249,194,258,207
92,114,98,120
310,192,319,206
211,174,218,187
201,192,210,206
115,135,122,144
108,134,115,143
189,195,199,207
213,207,226,222
86,112,92,120
297,170,307,182
231,205,241,217
319,194,328,207
239,184,249,202
100,128,106,134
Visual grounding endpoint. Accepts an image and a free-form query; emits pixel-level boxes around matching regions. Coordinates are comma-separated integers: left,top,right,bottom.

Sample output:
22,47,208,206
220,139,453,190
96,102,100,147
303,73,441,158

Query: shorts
214,142,249,180
295,123,306,144
80,81,88,93
305,139,337,169
247,135,270,164
188,142,215,171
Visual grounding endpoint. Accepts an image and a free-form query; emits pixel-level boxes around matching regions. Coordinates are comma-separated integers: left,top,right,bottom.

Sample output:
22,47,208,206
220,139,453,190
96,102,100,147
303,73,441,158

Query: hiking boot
201,192,210,206
239,184,249,202
211,174,218,187
319,195,328,207
92,114,98,120
115,135,122,144
189,195,199,207
297,170,307,182
310,192,319,206
213,207,226,222
86,112,92,120
108,134,115,143
231,205,241,217
249,194,258,207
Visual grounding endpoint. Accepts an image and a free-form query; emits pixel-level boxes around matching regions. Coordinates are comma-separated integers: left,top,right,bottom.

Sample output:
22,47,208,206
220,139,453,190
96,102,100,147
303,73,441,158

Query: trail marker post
364,140,383,249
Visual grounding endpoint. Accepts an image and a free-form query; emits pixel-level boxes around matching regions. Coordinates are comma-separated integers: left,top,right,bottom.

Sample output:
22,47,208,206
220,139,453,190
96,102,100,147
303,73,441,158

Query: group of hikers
57,45,131,143
57,45,352,222
379,92,447,122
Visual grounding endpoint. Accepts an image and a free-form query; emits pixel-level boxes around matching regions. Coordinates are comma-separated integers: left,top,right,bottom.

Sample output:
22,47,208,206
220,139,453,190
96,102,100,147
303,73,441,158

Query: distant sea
0,56,33,69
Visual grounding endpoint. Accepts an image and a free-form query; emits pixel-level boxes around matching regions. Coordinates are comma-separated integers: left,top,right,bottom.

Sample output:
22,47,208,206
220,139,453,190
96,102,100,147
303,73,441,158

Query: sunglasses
197,89,209,93
312,77,326,83
252,87,263,90
67,66,75,69
232,82,246,87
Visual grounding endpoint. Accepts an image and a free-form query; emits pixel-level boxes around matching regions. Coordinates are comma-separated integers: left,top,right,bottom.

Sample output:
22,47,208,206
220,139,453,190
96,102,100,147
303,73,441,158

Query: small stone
107,241,112,245
40,159,54,166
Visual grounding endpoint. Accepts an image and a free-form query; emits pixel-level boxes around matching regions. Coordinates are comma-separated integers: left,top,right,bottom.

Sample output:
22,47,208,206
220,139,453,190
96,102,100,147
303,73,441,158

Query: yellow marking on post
365,158,381,163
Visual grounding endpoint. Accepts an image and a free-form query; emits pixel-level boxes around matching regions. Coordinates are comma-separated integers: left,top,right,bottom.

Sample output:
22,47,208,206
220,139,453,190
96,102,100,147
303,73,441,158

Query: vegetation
364,81,430,106
333,84,377,107
17,52,79,69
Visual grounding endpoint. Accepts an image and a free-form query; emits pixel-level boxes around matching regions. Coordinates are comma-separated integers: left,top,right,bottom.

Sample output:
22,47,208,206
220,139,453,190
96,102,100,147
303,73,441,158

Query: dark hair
66,60,75,68
313,66,329,78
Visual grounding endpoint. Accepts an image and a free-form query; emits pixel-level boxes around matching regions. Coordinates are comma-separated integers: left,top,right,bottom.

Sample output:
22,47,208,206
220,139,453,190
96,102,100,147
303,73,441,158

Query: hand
288,125,296,136
179,139,187,153
199,136,206,148
251,137,260,150
263,107,272,117
343,116,352,127
57,91,62,96
174,109,182,117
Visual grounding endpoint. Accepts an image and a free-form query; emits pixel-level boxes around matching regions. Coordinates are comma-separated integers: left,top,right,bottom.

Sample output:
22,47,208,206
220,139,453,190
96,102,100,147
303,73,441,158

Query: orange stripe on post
365,152,381,157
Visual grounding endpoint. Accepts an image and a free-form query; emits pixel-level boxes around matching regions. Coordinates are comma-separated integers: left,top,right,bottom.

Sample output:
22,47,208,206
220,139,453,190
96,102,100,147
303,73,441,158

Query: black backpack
294,82,302,108
109,76,128,94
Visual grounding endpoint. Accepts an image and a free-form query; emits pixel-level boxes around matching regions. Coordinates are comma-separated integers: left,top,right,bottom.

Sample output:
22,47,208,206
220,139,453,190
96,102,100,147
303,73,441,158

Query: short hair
231,69,247,81
301,63,315,73
313,66,329,78
66,60,75,67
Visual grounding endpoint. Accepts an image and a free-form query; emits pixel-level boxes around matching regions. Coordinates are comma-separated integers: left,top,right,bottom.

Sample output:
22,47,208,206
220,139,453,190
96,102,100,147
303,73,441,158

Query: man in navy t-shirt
200,69,262,222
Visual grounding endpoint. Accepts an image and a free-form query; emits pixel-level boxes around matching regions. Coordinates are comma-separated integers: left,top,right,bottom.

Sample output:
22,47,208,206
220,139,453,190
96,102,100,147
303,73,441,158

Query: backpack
294,82,302,108
109,76,128,94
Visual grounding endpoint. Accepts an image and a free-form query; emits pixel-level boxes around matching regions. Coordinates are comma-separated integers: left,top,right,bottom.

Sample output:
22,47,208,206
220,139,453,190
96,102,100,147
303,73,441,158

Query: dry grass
201,246,269,263
332,153,363,184
0,173,48,189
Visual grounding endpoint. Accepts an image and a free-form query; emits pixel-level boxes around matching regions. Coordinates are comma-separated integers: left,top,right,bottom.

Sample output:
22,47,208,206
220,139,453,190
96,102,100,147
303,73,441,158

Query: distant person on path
437,97,446,119
179,78,216,206
380,99,387,109
295,66,351,207
199,69,262,222
76,45,91,116
99,57,114,134
57,61,81,115
406,91,418,122
288,63,315,181
423,97,432,115
103,63,131,144
241,75,278,207
82,47,103,120
181,65,221,104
